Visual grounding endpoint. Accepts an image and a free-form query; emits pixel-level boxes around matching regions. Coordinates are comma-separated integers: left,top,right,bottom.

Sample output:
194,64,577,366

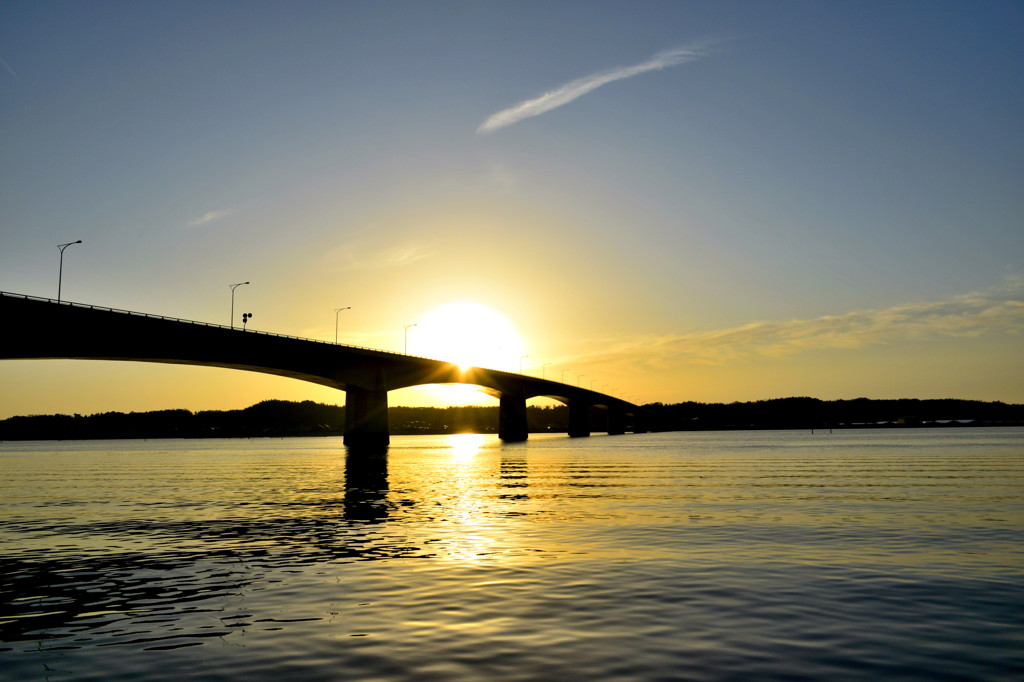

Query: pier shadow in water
499,452,529,501
343,447,390,522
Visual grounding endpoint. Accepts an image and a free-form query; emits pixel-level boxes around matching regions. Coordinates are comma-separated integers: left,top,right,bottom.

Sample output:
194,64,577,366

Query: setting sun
410,301,526,372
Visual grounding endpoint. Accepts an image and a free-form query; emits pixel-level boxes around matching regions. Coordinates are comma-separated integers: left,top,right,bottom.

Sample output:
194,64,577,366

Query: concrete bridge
0,291,643,448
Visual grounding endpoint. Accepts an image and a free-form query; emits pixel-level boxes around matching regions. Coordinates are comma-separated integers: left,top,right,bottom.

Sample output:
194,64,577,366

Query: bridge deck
0,291,643,447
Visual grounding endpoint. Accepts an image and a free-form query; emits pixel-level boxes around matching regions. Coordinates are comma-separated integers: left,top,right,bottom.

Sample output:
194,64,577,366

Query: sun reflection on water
438,433,498,562
449,433,486,460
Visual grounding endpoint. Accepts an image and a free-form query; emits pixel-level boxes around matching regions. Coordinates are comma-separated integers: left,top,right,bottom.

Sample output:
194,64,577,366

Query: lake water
1,428,1022,681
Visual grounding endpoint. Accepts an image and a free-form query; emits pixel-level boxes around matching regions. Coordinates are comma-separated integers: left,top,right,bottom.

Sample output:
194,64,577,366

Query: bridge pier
568,401,590,437
498,390,528,442
607,406,626,435
344,384,390,449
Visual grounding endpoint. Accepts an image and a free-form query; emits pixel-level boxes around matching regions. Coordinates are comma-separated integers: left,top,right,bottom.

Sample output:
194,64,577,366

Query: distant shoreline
1,398,1021,441
4,422,1022,444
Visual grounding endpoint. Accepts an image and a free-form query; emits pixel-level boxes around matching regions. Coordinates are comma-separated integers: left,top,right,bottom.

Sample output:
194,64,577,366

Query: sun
411,301,525,372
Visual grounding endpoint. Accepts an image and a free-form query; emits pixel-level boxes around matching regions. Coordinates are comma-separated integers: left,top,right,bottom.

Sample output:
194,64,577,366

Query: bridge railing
2,290,635,405
0,290,424,360
0,291,628,400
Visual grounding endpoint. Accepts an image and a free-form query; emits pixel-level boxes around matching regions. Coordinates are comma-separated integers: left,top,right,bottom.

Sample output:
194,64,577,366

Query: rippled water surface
2,429,1023,681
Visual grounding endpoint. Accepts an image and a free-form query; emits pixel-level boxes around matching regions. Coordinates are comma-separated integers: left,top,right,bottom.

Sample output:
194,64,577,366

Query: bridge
0,291,644,448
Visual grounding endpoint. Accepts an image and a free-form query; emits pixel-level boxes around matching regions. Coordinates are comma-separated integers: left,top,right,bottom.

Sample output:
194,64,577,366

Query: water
2,429,1022,681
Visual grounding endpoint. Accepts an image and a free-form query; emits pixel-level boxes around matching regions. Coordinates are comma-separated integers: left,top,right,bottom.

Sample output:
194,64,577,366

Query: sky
1,0,1022,418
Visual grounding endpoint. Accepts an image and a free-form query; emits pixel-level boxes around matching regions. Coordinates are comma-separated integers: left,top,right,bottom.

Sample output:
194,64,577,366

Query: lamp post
520,355,529,373
334,307,351,343
404,323,417,354
577,373,584,387
56,240,82,302
229,282,249,328
542,362,551,380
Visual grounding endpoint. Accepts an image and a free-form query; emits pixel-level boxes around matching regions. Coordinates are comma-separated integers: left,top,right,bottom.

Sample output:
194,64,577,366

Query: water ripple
2,429,1022,680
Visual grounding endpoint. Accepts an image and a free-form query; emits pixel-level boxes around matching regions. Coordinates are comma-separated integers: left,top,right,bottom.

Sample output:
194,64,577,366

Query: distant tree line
0,397,1020,441
643,397,1024,431
0,400,549,440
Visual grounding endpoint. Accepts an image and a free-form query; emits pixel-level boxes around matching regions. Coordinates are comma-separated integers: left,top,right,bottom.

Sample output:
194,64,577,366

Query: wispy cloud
187,209,235,228
486,162,519,193
477,42,715,134
0,56,19,82
325,241,433,271
565,279,1024,370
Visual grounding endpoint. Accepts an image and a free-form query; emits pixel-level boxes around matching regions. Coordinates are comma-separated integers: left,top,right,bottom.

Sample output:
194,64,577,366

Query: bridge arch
0,292,642,447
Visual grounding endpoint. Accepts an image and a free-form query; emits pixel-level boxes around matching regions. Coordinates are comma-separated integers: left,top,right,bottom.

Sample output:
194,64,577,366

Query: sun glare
449,433,486,459
412,301,526,371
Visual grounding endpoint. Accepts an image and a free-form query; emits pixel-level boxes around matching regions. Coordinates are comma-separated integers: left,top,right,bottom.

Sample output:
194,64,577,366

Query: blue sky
1,1,1022,416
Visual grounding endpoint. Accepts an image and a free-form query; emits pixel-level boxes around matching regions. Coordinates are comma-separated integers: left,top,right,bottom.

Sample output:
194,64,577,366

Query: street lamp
229,282,249,328
404,323,417,354
56,240,82,302
334,307,351,343
577,373,584,387
542,363,551,380
520,355,529,373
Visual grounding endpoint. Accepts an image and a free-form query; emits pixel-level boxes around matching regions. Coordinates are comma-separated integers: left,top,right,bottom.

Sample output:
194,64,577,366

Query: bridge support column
498,390,528,442
568,401,590,437
344,384,389,450
607,407,626,435
631,411,648,434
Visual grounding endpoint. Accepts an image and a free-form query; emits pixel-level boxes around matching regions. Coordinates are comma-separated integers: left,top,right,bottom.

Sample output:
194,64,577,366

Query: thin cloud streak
187,209,235,228
324,242,433,271
565,280,1024,370
0,56,19,82
477,43,714,134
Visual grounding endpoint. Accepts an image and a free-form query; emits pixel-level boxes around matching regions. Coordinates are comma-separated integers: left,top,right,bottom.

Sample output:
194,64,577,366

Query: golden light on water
443,432,496,562
449,433,486,460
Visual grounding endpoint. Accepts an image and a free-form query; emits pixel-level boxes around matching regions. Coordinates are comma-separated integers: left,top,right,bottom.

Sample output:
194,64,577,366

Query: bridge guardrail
2,290,637,406
0,290,563,383
0,290,427,359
